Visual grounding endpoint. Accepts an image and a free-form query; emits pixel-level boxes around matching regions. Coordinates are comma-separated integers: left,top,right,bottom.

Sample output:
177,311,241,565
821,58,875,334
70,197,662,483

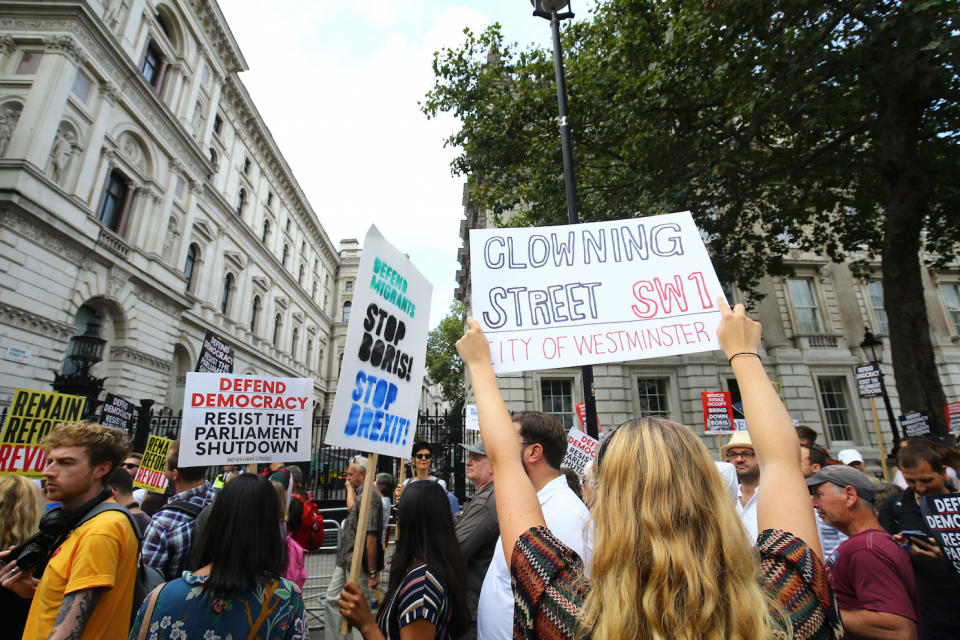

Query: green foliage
425,301,466,412
423,0,959,293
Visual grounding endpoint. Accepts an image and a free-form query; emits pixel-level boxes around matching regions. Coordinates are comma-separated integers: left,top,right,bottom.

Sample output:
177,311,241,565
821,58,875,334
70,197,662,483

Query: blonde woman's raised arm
716,299,821,557
457,317,545,563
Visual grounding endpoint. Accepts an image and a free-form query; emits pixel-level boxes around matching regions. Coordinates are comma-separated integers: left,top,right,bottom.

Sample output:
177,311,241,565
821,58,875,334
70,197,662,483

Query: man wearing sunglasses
394,440,446,502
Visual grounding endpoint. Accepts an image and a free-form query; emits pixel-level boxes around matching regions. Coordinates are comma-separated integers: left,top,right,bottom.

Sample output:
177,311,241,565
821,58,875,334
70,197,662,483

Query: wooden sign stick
341,452,379,635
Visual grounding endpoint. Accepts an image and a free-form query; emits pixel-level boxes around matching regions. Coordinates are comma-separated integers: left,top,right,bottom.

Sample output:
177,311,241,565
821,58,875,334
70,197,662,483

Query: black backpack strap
77,502,142,543
159,500,203,518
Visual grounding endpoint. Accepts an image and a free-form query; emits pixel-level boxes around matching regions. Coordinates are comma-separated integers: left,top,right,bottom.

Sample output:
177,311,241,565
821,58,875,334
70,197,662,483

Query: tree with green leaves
423,0,959,435
426,301,466,413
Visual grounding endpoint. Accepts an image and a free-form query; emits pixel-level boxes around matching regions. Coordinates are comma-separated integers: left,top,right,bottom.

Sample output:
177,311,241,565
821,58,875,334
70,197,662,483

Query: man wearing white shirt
722,430,760,542
477,411,591,640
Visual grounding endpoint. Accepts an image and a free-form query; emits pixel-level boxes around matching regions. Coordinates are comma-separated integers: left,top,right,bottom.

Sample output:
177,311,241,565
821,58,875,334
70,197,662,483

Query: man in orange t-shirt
1,421,138,639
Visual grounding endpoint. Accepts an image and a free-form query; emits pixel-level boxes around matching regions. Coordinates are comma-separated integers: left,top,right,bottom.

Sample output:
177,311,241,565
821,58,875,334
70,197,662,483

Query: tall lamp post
860,327,903,455
530,0,600,439
52,316,107,419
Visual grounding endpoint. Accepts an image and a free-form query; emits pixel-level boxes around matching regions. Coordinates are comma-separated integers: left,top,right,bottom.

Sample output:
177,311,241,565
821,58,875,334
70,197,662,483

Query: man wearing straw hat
722,430,760,541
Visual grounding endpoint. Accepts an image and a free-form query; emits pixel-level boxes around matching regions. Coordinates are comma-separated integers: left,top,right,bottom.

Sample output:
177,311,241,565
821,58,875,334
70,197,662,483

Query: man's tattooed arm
47,587,103,640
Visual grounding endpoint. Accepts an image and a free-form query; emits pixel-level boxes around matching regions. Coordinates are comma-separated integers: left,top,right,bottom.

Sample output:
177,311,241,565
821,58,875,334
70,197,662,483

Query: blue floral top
129,571,308,640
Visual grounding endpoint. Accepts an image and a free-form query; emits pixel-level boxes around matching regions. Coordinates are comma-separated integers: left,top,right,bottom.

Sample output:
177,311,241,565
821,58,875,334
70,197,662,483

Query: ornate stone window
184,244,199,292
140,41,163,89
98,170,130,232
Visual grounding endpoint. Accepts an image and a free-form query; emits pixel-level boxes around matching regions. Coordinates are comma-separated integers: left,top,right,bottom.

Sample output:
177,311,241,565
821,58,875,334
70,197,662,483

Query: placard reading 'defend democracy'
325,225,432,459
179,373,313,468
470,213,725,373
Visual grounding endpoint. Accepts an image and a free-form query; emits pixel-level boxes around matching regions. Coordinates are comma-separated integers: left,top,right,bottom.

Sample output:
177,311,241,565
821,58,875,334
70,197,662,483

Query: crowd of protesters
2,300,960,639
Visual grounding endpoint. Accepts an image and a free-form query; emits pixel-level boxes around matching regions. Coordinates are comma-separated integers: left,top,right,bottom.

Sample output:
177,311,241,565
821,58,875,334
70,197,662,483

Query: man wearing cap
808,465,920,639
722,430,760,541
455,441,498,640
838,448,867,473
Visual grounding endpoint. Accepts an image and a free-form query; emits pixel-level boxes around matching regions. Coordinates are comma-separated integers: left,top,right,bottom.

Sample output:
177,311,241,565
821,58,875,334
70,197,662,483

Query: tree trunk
878,85,947,437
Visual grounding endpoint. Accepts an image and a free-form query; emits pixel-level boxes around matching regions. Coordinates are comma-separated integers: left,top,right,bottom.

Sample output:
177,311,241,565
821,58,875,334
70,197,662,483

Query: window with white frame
540,379,574,428
817,377,853,441
637,378,670,418
941,283,960,334
866,280,888,334
787,278,823,333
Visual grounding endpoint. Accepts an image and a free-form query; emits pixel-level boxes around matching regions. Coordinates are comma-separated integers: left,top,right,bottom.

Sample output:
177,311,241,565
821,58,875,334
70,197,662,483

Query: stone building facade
456,185,960,466
0,0,358,414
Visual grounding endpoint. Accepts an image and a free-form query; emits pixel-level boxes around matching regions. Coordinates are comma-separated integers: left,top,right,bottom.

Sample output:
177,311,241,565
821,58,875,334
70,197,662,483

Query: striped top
379,563,452,639
511,527,845,640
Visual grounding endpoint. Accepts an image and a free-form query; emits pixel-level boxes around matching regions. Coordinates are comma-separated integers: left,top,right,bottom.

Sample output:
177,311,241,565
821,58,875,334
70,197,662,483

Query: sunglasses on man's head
414,453,432,460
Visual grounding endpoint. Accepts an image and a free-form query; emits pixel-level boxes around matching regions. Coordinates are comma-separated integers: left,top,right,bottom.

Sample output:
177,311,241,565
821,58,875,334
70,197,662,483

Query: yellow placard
0,388,86,478
133,434,172,493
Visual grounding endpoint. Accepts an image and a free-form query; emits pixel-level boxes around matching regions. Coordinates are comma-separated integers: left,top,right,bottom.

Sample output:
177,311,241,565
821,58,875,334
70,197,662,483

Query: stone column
6,37,79,166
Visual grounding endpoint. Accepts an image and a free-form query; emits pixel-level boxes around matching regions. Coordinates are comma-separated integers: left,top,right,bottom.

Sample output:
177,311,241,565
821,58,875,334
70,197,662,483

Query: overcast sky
218,1,596,328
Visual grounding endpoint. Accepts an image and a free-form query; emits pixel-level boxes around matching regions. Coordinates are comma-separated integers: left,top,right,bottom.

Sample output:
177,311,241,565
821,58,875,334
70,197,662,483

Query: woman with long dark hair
129,473,307,639
339,480,468,639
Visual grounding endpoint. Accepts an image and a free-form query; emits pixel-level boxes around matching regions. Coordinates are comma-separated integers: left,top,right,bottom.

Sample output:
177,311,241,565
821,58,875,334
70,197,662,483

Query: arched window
99,170,129,232
282,244,289,267
306,339,313,367
338,352,343,374
318,348,324,372
184,244,198,292
273,313,282,346
220,273,234,314
298,264,304,285
235,188,246,216
341,301,352,322
209,148,218,169
261,219,270,243
250,296,261,332
312,281,317,299
291,327,299,358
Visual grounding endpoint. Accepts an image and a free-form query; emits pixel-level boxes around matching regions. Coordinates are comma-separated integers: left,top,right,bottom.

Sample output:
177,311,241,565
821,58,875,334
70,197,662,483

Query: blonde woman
457,300,843,640
0,476,44,636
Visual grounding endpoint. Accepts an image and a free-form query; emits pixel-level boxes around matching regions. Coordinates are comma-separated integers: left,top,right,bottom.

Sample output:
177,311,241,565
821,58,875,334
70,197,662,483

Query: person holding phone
879,444,960,639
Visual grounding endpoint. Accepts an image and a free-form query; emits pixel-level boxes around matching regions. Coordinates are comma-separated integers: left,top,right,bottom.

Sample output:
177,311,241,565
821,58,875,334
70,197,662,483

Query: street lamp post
52,316,107,419
859,327,903,455
530,0,600,440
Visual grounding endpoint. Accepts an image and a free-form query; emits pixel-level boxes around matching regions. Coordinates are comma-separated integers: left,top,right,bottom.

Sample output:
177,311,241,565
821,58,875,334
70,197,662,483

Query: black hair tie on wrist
728,352,760,365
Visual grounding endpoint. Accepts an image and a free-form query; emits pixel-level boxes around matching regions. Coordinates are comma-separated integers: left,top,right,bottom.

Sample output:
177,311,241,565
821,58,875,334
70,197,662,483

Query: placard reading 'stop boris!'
325,225,432,459
179,373,313,467
470,213,725,373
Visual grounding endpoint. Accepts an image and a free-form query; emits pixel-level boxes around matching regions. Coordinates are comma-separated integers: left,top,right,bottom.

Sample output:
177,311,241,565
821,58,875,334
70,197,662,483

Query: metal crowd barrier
303,510,396,631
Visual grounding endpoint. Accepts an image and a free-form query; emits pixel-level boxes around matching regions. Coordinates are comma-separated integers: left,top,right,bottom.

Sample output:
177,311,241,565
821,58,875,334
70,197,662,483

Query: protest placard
469,213,725,373
99,393,135,433
0,389,86,477
465,404,479,431
947,402,960,435
562,427,599,479
133,434,171,493
918,493,960,576
325,225,432,459
196,330,234,373
702,391,735,434
855,363,882,397
899,412,930,437
574,402,603,434
179,373,313,467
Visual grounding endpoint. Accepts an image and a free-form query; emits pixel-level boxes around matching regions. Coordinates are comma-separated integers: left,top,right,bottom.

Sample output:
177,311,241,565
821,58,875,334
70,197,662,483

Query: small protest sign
855,363,882,398
469,213,725,373
196,330,234,373
899,412,930,437
99,393,135,432
562,427,599,479
465,405,479,431
947,402,960,435
574,402,603,435
325,225,432,459
179,373,313,467
0,389,86,477
133,435,172,493
918,493,960,576
702,391,734,434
